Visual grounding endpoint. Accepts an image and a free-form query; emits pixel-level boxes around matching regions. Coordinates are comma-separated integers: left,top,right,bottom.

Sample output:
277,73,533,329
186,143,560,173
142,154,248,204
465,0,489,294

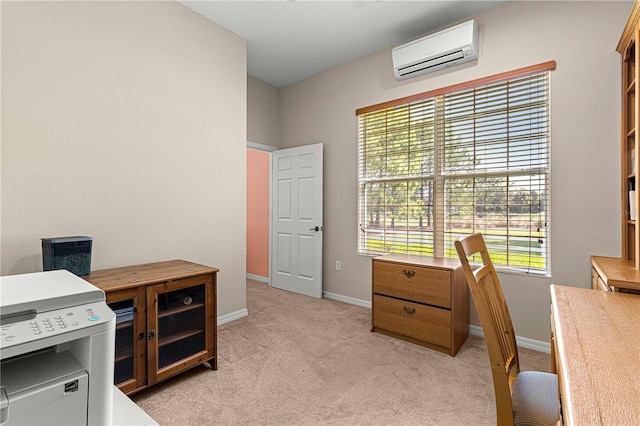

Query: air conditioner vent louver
393,20,478,80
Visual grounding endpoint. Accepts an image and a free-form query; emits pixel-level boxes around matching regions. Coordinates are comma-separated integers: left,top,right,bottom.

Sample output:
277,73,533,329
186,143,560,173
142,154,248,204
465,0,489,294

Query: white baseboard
217,308,249,326
246,273,270,284
323,291,371,309
469,325,550,354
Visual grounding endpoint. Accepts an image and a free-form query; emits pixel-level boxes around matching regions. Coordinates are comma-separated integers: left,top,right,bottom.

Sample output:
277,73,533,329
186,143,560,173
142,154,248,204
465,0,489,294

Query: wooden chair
454,233,558,426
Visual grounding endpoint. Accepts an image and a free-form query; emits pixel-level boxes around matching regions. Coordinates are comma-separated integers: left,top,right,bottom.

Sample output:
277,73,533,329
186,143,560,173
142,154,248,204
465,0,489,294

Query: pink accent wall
247,148,270,278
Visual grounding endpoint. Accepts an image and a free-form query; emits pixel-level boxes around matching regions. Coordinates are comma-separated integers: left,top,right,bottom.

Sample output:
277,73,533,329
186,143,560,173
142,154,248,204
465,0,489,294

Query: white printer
0,270,115,425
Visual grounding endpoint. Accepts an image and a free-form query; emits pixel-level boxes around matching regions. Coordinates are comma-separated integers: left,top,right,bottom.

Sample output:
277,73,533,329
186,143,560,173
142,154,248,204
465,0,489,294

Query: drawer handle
402,269,415,278
403,306,416,315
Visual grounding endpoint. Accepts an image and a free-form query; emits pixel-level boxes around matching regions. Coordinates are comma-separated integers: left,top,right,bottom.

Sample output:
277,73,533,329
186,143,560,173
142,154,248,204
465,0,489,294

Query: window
357,61,554,274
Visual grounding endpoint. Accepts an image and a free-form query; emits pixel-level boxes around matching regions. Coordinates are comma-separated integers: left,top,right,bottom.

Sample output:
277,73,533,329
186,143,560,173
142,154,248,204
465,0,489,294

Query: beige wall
248,76,280,147
1,1,248,318
278,1,632,342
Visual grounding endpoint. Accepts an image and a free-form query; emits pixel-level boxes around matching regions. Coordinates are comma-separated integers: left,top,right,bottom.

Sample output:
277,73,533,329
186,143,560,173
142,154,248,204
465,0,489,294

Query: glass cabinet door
111,298,135,383
147,274,215,384
157,283,206,368
106,287,146,394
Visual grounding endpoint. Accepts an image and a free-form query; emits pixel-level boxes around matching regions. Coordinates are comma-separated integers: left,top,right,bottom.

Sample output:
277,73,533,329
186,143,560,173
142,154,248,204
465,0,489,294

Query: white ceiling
179,1,507,88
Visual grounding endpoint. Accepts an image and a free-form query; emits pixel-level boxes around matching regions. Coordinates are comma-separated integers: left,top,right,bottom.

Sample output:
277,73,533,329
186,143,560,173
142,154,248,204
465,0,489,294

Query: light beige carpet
131,279,550,425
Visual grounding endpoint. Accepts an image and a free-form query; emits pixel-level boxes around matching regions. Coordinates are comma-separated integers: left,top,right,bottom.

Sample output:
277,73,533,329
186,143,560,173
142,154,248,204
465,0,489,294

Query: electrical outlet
335,261,341,271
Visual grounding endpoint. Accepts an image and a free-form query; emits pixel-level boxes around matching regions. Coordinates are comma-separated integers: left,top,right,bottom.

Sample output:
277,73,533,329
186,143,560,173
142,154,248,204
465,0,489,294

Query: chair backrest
454,233,520,426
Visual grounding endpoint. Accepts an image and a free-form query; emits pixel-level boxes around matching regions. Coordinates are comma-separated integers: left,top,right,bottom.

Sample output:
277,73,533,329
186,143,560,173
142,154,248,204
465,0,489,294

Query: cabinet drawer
373,295,451,348
373,261,451,308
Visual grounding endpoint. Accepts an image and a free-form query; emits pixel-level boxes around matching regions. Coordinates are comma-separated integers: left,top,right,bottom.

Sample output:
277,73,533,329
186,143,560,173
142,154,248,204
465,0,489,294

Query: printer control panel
0,302,114,352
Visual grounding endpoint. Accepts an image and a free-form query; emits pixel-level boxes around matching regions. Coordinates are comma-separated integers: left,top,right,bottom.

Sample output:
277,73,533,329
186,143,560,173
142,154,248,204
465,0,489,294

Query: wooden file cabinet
84,259,218,395
371,254,469,356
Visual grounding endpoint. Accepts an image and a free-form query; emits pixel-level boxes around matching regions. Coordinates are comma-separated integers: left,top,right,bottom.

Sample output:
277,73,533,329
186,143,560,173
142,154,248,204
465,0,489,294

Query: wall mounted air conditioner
392,19,478,80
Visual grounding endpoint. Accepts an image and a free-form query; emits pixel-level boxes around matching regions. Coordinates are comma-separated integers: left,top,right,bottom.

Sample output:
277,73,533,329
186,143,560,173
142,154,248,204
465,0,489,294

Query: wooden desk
591,255,640,292
550,285,640,424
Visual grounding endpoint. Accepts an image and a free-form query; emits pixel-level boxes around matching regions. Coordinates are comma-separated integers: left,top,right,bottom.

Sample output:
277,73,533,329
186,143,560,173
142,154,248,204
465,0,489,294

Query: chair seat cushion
512,371,558,426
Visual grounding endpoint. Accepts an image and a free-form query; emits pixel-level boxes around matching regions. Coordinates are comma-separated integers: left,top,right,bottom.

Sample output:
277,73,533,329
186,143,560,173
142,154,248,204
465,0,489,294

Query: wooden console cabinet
371,254,469,356
84,259,218,395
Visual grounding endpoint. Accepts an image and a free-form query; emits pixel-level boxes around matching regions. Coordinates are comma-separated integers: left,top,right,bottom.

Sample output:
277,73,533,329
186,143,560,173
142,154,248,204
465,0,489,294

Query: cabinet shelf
157,302,205,319
158,329,204,347
115,321,133,331
115,352,133,363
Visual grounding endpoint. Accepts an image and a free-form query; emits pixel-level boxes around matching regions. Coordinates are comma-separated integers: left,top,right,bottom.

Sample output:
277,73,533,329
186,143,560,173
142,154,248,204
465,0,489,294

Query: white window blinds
357,62,553,274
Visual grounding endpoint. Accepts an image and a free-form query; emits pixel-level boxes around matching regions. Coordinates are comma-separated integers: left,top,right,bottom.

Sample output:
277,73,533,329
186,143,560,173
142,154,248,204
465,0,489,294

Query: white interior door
271,143,323,298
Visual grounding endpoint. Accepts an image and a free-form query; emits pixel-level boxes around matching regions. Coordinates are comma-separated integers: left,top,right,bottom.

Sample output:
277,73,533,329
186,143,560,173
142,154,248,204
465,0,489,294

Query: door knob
310,226,320,232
